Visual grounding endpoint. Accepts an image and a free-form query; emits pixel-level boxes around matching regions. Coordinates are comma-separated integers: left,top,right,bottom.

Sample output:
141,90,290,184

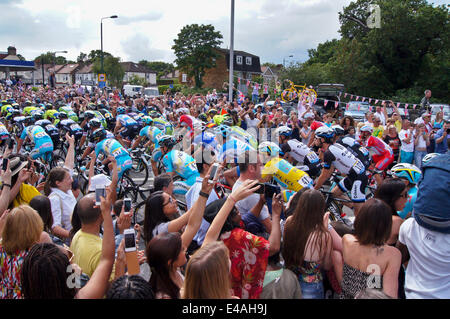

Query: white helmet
360,125,373,133
258,141,281,158
275,126,292,137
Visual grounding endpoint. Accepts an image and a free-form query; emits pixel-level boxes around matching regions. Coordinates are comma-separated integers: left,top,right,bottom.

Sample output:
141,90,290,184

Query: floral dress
221,228,269,299
0,245,28,299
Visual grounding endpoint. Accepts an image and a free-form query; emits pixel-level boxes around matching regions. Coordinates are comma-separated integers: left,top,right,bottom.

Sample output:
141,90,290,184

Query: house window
182,74,187,83
246,57,252,65
236,56,243,65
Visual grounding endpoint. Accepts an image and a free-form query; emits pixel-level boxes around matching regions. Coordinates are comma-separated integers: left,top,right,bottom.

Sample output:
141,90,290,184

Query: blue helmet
116,106,126,114
391,163,422,185
214,124,232,138
315,126,335,143
258,142,282,158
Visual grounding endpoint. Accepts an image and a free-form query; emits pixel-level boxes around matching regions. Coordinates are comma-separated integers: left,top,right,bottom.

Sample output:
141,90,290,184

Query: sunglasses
163,196,175,206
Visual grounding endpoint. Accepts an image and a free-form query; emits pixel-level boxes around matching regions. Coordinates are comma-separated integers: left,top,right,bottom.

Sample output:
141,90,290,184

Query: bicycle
319,188,354,228
129,147,151,186
281,80,318,106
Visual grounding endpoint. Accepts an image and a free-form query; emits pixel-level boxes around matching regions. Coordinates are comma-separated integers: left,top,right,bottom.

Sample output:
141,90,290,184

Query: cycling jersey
44,109,59,120
116,114,138,127
20,125,54,160
152,118,174,135
23,106,39,115
323,143,366,177
363,136,394,171
193,130,220,154
283,139,321,177
58,119,83,139
220,137,255,163
139,126,163,146
336,136,371,169
95,138,132,179
229,126,258,149
0,122,10,142
162,149,199,185
88,130,115,149
35,119,60,144
261,157,313,192
58,106,78,122
0,104,12,116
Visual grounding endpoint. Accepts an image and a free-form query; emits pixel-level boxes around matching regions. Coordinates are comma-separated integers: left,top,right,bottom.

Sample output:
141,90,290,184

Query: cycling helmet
360,125,373,133
25,100,32,107
179,114,194,130
89,118,102,129
158,135,177,149
58,112,68,120
315,125,335,143
85,111,96,120
332,125,345,136
207,109,218,116
11,103,20,109
31,110,44,121
87,103,97,110
391,163,422,185
6,109,20,120
23,116,34,126
258,142,282,158
215,124,232,138
116,106,126,114
141,116,153,125
222,115,233,127
276,126,292,137
90,128,107,143
422,153,440,165
49,112,60,120
198,113,208,123
45,103,53,110
149,110,160,118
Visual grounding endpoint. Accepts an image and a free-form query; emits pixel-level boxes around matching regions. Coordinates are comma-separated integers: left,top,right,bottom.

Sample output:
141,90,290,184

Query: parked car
386,107,410,120
143,87,160,98
344,101,370,122
123,84,143,98
315,83,345,111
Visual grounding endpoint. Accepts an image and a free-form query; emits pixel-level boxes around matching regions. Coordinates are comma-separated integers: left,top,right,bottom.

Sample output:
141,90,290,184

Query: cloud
120,33,170,62
115,12,163,25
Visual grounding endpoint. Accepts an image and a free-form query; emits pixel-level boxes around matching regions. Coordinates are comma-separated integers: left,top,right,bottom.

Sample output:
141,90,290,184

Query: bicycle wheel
133,200,147,226
51,154,66,169
130,156,149,186
118,173,139,202
281,88,298,102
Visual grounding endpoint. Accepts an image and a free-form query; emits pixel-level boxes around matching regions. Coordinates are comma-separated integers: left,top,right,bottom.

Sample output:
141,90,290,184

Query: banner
335,101,339,109
324,100,328,107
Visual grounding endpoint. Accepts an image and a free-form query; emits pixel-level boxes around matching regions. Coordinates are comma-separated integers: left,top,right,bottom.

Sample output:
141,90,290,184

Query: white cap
88,174,112,192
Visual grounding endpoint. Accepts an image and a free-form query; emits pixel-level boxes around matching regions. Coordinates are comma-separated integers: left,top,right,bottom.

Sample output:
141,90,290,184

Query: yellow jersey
262,157,313,192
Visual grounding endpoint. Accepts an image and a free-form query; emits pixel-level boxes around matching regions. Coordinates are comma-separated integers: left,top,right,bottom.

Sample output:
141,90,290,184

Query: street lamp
283,55,293,68
101,15,118,75
229,0,235,102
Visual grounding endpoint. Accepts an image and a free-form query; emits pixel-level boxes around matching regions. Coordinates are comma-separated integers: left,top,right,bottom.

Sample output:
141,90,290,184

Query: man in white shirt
398,119,414,164
232,150,272,234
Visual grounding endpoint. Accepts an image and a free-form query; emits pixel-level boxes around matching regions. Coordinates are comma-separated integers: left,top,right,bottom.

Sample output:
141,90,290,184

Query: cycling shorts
31,140,54,161
120,125,140,140
172,175,198,196
116,156,133,179
337,173,368,203
372,152,394,172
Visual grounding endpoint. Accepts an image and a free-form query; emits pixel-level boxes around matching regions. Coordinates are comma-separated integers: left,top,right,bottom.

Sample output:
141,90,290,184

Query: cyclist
79,110,107,147
390,163,422,219
358,125,395,186
333,124,371,170
92,128,132,180
159,135,200,196
152,116,173,135
80,118,115,160
34,112,60,149
216,125,255,163
276,126,321,178
114,111,140,148
56,112,84,144
0,121,11,146
17,116,54,161
58,105,79,122
313,126,368,217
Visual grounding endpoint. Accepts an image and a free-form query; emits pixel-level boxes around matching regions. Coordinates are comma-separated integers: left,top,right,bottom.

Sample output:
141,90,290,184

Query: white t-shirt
232,179,270,222
398,218,450,299
399,129,414,153
413,130,427,150
245,115,259,130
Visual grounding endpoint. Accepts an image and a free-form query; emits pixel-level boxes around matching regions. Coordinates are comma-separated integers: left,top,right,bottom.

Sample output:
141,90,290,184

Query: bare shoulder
342,234,356,245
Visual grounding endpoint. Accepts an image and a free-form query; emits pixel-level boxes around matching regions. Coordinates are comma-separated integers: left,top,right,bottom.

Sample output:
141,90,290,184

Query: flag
346,103,349,110
335,101,339,109
246,80,250,87
356,96,360,101
237,78,241,84
369,98,372,103
350,95,353,99
405,104,409,108
344,93,348,98
413,104,416,109
369,105,373,112
237,91,245,104
375,99,379,104
404,105,409,116
362,97,365,102
324,100,328,107
397,103,400,108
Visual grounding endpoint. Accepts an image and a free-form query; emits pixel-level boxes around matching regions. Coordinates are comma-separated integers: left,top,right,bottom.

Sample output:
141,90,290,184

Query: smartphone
2,158,8,171
124,229,140,275
95,186,105,206
124,198,132,214
208,163,220,184
264,183,281,199
254,183,265,194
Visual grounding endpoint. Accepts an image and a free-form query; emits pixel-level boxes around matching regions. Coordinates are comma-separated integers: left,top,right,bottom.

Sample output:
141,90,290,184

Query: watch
199,191,209,199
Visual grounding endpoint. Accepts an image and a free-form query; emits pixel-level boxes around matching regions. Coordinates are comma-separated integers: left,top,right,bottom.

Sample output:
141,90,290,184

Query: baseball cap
88,174,112,192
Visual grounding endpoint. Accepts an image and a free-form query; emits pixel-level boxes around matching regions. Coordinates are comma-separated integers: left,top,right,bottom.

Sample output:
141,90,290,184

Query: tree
77,52,88,64
92,55,125,88
88,50,112,62
128,74,148,86
172,24,223,88
34,52,67,65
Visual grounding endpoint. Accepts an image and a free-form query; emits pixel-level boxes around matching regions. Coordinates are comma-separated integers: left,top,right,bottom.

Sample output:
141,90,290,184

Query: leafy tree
88,50,112,62
128,74,148,86
92,55,125,88
34,52,67,65
77,52,88,64
306,39,340,65
172,24,223,88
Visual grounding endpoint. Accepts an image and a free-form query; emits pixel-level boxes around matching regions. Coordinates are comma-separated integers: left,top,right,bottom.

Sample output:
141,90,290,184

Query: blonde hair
182,241,232,299
1,205,43,255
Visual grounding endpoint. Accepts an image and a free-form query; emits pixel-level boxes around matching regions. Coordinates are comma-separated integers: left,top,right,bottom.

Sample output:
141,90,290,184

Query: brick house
55,64,80,86
120,62,157,85
178,48,262,93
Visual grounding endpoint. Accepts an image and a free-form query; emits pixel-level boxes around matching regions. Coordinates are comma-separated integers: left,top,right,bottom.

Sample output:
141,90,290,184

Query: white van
143,87,160,98
123,85,143,98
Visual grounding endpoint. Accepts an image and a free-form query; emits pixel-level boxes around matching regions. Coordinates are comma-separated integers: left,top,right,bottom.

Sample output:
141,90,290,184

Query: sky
1,0,448,65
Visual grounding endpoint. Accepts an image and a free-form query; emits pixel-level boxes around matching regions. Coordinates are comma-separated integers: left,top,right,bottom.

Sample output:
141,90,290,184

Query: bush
31,87,39,92
158,84,184,95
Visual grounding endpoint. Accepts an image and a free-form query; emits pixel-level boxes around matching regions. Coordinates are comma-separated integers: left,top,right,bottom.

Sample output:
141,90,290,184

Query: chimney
7,46,17,56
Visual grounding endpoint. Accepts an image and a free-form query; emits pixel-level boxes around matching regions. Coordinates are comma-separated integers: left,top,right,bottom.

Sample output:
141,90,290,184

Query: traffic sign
98,74,106,82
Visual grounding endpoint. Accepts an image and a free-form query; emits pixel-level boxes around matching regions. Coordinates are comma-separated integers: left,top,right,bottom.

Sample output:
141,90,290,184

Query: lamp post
45,50,67,87
283,55,293,68
101,15,118,75
228,0,235,103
